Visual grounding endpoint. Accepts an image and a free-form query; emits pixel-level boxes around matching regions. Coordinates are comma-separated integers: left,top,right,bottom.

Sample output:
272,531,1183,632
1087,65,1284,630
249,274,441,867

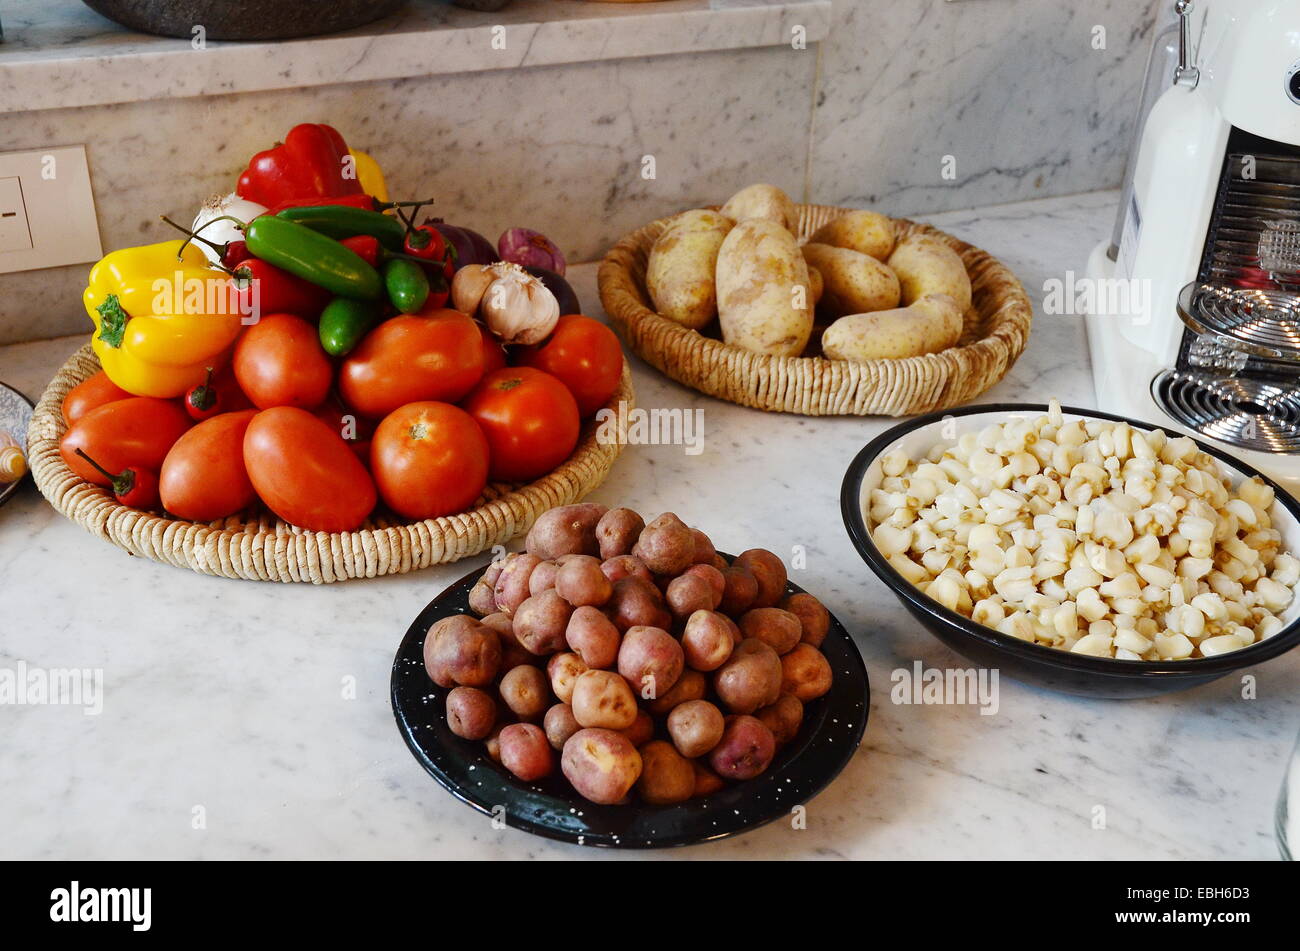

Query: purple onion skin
525,266,582,316
429,221,496,271
499,228,566,276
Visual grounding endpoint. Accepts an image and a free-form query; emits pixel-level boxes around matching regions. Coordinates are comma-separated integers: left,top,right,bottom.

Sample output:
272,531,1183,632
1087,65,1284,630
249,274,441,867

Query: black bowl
392,560,870,849
841,403,1300,699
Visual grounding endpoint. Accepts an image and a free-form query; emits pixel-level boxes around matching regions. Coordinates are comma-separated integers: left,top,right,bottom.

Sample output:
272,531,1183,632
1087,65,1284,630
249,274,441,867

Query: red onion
498,228,566,276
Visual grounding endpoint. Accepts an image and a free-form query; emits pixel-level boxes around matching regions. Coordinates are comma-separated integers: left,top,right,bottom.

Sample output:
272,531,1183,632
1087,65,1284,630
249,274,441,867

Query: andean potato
494,552,543,615
596,507,645,559
617,625,684,700
525,502,608,560
609,576,672,632
821,293,963,362
636,741,695,805
713,638,782,714
446,686,497,740
709,715,776,781
646,668,706,716
738,607,803,655
571,670,639,730
681,610,738,671
565,605,622,669
499,723,553,781
780,644,833,701
632,512,696,575
667,699,725,758
512,588,573,655
561,728,643,805
500,663,551,720
780,592,831,648
424,615,501,688
555,555,614,607
756,694,803,745
544,703,581,750
734,549,788,608
546,651,589,705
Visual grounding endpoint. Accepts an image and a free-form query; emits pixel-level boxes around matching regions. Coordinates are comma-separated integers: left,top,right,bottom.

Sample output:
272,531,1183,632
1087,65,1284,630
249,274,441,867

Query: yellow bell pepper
83,240,245,398
350,148,389,203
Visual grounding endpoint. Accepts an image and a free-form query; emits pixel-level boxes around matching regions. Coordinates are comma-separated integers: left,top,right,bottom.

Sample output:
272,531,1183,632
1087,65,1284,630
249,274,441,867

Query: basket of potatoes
597,184,1032,416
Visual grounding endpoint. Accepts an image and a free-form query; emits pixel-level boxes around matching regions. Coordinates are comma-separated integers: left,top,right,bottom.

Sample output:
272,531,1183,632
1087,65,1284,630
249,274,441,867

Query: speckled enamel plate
0,380,34,509
392,558,870,849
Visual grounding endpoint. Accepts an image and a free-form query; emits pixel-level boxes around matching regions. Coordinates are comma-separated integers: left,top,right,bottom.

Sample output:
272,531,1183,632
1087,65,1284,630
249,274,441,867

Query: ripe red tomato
60,397,192,486
243,407,377,532
159,410,258,521
312,394,376,464
463,367,580,483
476,320,507,375
61,371,132,426
370,402,489,519
339,308,485,418
233,313,333,410
515,314,623,417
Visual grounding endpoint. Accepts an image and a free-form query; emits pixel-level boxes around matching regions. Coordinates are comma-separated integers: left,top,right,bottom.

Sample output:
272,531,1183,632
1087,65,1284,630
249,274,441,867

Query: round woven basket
27,344,633,584
598,202,1032,416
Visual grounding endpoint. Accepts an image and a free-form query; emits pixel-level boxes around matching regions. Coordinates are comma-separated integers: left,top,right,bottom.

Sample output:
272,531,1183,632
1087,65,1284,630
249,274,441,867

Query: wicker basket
27,344,633,583
598,203,1032,416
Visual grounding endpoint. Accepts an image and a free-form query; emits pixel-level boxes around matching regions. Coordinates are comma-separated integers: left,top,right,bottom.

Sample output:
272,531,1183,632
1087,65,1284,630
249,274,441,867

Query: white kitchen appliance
1086,0,1300,497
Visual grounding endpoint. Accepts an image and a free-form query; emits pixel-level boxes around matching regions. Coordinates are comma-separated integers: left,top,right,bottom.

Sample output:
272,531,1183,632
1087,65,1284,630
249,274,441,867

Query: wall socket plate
0,146,102,274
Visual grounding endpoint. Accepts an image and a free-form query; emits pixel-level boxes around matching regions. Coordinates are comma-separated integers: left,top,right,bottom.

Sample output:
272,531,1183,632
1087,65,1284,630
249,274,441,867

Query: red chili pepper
222,240,249,268
236,123,365,208
231,257,332,320
184,367,223,422
74,449,160,510
402,224,447,263
340,235,381,267
263,193,378,215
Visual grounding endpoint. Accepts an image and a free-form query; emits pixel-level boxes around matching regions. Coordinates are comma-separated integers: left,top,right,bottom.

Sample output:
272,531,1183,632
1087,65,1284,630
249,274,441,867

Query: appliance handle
1174,0,1201,88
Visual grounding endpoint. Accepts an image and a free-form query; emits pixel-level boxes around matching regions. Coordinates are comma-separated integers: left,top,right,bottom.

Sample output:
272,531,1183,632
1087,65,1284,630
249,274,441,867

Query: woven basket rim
27,343,633,583
597,201,1033,417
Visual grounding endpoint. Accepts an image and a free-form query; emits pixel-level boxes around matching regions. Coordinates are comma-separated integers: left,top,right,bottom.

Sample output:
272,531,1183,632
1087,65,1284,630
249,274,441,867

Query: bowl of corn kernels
840,401,1300,698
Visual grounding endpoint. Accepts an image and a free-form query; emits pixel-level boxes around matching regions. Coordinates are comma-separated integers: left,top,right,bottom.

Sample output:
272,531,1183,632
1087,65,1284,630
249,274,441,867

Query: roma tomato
338,307,484,418
61,371,132,426
159,409,258,521
233,313,333,410
312,396,375,464
514,314,624,417
370,402,489,520
60,397,192,487
243,407,377,532
463,367,579,483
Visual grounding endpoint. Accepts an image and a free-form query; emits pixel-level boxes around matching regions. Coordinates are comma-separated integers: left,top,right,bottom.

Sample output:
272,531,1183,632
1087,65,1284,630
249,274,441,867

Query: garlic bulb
191,192,267,266
481,265,560,345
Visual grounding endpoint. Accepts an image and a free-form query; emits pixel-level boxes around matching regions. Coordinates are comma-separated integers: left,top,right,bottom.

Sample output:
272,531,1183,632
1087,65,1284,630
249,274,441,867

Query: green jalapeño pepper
243,216,382,301
275,204,407,252
318,297,382,356
383,258,430,314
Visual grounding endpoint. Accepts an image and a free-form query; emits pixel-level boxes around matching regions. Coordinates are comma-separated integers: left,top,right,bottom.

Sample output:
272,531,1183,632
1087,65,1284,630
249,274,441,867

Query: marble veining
0,191,1294,859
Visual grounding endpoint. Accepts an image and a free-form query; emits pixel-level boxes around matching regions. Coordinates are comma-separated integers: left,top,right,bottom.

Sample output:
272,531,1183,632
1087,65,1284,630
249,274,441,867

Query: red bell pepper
340,235,381,267
263,193,378,216
236,124,364,208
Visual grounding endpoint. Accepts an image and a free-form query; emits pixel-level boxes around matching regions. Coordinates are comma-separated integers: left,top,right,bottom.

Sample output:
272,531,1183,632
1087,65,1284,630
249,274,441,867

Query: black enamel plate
392,559,870,849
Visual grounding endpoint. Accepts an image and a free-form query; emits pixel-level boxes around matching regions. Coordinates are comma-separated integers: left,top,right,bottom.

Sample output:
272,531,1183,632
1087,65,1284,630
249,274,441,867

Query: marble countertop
0,0,831,113
1,189,1295,860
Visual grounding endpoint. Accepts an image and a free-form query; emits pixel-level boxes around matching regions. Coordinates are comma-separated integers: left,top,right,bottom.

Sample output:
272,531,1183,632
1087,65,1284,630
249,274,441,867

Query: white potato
821,294,963,361
715,218,814,357
887,234,972,311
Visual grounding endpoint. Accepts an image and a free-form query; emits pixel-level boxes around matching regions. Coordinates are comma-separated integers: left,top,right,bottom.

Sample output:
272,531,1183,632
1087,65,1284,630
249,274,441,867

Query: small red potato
481,613,535,673
499,664,550,721
681,610,738,672
494,552,542,615
555,555,614,607
713,638,783,714
561,728,643,804
609,576,672,633
546,651,589,704
692,762,725,798
544,702,581,750
756,694,803,745
780,644,833,701
667,699,725,758
570,669,639,730
565,606,621,669
780,592,831,648
682,563,725,605
525,503,608,559
738,607,802,655
499,723,554,781
446,686,497,740
468,579,497,616
719,565,760,615
617,625,684,701
528,559,560,596
596,507,645,559
632,512,696,575
424,615,501,688
690,527,717,565
512,588,573,655
734,549,788,608
600,555,653,586
709,715,777,781
666,571,719,620
485,722,508,763
646,668,706,716
636,740,695,805
620,709,655,748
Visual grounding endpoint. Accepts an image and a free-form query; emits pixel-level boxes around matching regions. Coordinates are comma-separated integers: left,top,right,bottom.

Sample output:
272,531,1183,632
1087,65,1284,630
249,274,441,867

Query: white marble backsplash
1,192,1295,860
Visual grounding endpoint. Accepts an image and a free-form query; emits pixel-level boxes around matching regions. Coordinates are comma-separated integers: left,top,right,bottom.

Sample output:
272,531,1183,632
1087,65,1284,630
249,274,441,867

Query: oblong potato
801,243,900,316
887,235,972,312
716,219,813,357
646,210,734,330
821,294,963,361
720,184,797,231
808,210,895,261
